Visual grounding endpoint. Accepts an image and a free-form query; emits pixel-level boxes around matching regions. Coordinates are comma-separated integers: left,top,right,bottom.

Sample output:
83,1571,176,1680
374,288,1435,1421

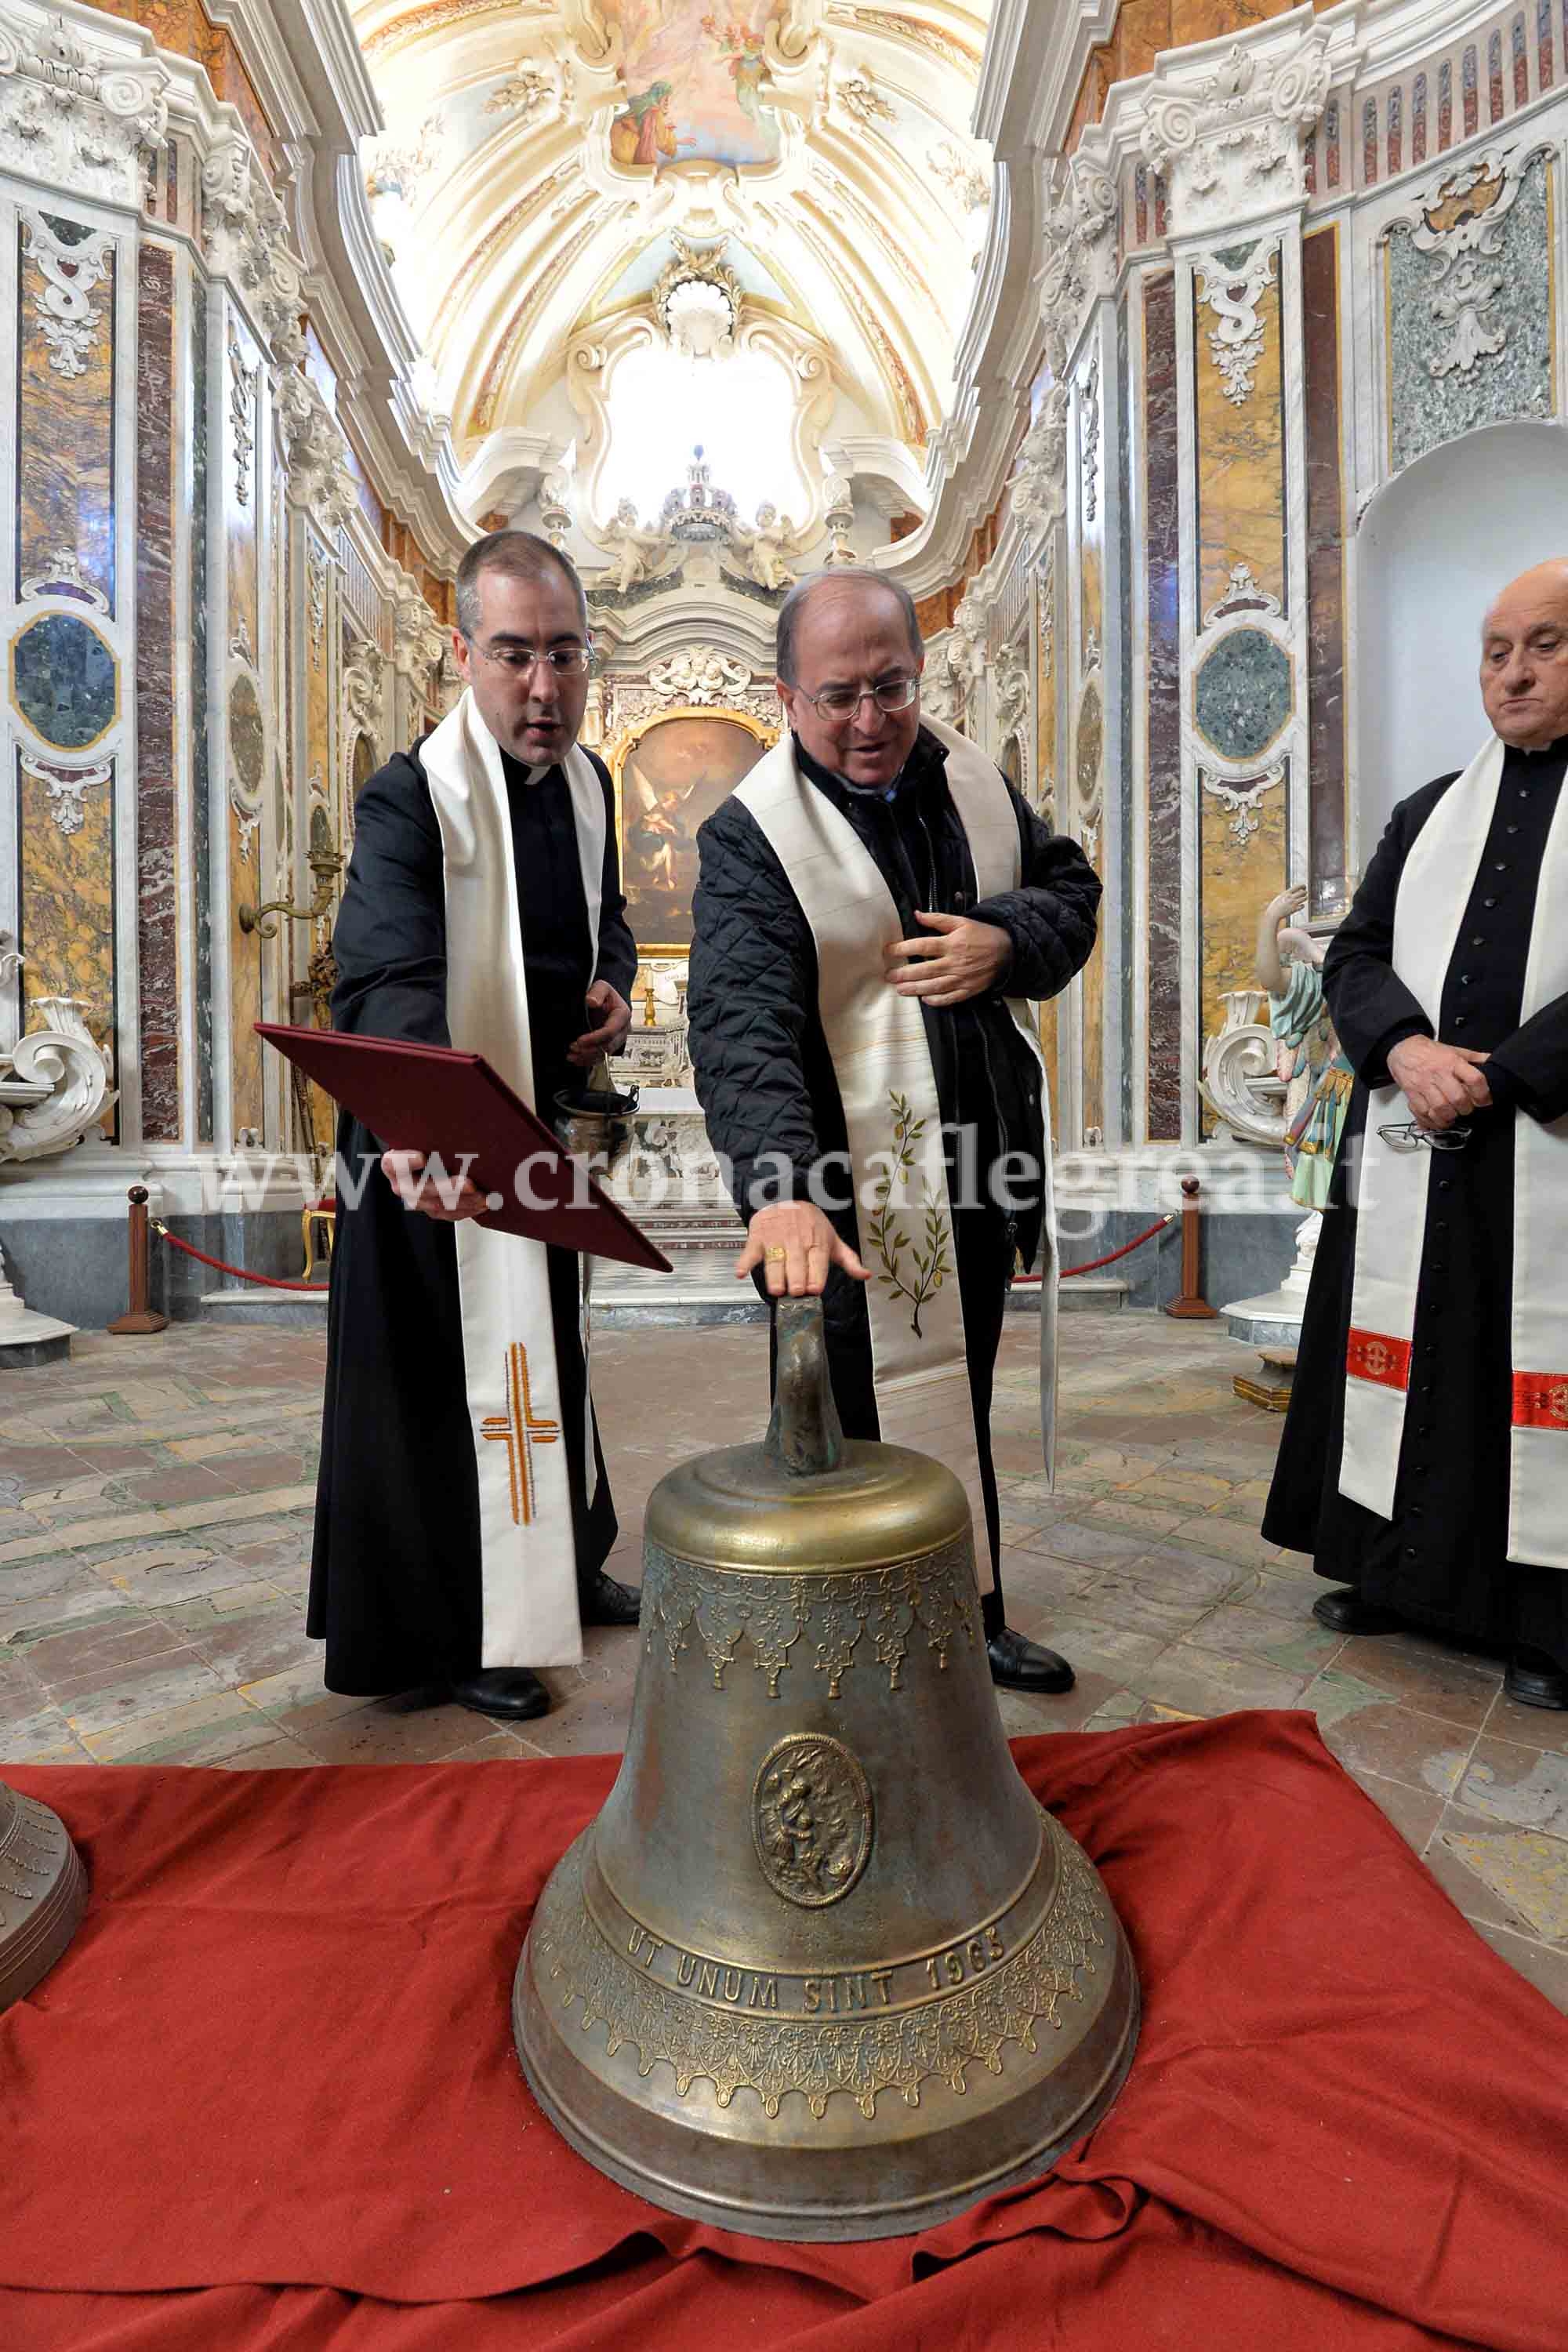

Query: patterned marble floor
2,1312,1564,2013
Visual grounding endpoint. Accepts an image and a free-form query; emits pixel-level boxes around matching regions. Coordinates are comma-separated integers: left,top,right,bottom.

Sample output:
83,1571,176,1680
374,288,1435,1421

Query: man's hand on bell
884,911,1011,1008
1386,1035,1493,1130
568,979,633,1069
380,1148,492,1221
738,1202,870,1298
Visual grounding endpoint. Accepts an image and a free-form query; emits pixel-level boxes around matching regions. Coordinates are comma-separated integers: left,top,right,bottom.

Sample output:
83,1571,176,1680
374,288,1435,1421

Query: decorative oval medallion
751,1733,873,1908
12,612,118,750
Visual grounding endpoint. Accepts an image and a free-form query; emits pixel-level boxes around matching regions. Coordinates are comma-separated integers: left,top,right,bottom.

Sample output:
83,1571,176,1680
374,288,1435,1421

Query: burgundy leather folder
256,1023,671,1272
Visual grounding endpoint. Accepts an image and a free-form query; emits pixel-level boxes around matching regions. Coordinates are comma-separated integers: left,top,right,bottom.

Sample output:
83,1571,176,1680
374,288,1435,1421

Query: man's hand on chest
883,910,1013,1007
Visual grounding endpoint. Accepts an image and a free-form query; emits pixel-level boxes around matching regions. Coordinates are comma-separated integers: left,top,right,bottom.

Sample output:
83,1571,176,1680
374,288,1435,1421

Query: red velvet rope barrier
1014,1211,1176,1283
151,1219,328,1294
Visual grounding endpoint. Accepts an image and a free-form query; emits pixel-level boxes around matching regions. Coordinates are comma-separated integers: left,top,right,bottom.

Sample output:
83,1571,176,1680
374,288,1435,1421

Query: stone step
197,1286,328,1331
1013,1276,1128,1313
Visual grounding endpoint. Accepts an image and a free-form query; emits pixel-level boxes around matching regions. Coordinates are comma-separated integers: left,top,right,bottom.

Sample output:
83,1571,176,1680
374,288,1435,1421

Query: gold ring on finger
764,1246,788,1263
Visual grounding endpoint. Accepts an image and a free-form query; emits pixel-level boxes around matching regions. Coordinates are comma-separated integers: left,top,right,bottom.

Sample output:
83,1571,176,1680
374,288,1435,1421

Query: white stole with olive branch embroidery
734,716,1058,1592
1341,732,1568,1567
421,688,604,1666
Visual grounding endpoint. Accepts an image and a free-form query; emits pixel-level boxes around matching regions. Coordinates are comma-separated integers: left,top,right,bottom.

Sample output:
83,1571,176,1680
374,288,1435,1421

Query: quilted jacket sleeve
687,795,822,1215
588,751,639,998
969,786,1102,999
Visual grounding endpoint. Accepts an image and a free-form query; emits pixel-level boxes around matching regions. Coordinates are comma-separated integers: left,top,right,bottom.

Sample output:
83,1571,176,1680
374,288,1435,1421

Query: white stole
733,715,1058,1591
1341,734,1568,1567
420,688,605,1665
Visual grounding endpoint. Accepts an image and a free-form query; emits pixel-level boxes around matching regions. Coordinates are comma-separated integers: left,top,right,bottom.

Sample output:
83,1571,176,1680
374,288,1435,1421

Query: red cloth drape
2,1713,1564,2349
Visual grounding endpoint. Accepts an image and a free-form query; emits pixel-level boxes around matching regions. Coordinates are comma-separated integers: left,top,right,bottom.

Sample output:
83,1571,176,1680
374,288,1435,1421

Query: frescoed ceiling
350,0,996,525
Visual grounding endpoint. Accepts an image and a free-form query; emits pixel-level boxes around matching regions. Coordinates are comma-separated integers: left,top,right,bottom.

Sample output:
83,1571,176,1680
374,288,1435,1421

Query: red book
256,1023,671,1273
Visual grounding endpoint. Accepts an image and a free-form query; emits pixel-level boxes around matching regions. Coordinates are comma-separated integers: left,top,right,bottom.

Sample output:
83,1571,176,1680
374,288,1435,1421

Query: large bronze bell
515,1301,1138,2240
0,1777,87,2013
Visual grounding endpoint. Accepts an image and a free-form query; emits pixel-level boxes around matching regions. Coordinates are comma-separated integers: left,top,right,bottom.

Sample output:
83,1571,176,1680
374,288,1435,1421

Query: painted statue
1254,882,1353,1210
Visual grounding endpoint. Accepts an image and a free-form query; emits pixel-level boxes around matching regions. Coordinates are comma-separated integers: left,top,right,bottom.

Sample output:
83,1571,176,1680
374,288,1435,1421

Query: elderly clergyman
1265,559,1568,1711
686,570,1102,1693
310,532,641,1724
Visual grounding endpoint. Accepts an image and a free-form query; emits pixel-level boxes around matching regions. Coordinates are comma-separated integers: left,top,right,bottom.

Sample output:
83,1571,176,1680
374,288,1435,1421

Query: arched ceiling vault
350,0,996,525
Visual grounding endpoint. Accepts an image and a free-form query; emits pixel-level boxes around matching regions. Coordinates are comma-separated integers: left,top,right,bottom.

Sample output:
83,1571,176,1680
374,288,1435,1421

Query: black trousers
771,1202,1013,1639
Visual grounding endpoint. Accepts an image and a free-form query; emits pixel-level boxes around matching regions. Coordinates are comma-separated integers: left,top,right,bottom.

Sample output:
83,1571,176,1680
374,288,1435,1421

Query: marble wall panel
1385,153,1554,473
227,822,263,1139
1143,270,1182,1142
223,317,261,666
1034,562,1059,1098
1076,677,1105,1142
1303,225,1348,903
16,754,116,1096
227,682,265,1140
1193,256,1287,616
16,213,115,610
222,303,265,1141
1200,768,1287,1040
191,278,213,1142
136,243,180,1141
1079,348,1105,662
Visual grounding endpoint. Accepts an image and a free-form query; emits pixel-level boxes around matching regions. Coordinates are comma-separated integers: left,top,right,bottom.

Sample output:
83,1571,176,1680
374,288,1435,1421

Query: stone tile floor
2,1313,1565,2012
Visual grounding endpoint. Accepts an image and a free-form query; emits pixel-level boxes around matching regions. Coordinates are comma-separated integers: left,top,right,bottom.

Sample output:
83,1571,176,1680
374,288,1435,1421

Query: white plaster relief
20,208,112,379
1081,350,1102,524
1200,764,1285,846
1202,560,1283,628
1039,156,1117,378
0,10,167,205
1009,382,1068,546
1379,148,1545,381
21,754,110,839
18,546,107,610
1140,33,1329,238
227,337,258,506
276,368,358,539
1192,239,1278,407
644,648,755,706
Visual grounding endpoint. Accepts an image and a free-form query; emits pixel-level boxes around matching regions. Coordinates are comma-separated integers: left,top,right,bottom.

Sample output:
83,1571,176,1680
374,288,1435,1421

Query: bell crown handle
764,1298,844,1476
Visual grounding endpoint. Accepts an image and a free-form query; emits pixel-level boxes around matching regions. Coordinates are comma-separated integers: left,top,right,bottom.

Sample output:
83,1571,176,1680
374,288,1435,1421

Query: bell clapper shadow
514,1297,1139,2241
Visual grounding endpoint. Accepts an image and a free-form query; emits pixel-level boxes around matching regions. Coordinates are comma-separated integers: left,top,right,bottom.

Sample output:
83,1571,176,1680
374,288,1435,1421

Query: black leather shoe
449,1668,550,1721
1504,1646,1568,1711
578,1570,642,1628
987,1627,1075,1695
1312,1588,1403,1636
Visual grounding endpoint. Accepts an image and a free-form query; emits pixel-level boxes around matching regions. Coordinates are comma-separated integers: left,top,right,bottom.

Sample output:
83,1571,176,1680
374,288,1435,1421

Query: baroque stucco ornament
0,9,167,205
1141,34,1329,235
1380,147,1548,380
1192,239,1277,406
1009,383,1068,544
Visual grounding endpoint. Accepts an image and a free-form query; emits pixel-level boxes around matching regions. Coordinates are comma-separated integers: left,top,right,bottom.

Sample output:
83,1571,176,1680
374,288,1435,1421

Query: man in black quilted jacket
687,569,1102,1694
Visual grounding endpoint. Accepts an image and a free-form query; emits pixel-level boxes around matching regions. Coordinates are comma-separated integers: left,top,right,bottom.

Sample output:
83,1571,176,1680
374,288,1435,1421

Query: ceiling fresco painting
604,2,785,169
352,0,995,556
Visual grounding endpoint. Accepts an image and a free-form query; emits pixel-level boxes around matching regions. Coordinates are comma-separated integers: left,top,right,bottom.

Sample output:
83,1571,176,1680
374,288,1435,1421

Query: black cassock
308,743,639,1696
1265,738,1568,1672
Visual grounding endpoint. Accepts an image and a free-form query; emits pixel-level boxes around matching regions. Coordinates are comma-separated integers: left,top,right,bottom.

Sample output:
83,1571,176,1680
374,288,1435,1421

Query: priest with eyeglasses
1265,560,1568,1711
687,569,1102,1696
310,532,641,1723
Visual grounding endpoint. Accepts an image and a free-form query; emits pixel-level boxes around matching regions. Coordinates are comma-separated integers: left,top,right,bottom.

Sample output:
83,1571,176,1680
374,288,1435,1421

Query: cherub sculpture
1254,882,1352,1211
728,503,800,592
597,499,676,595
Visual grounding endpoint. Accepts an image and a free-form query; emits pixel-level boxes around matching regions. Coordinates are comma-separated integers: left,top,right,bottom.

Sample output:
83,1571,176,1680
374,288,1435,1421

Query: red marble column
136,242,181,1140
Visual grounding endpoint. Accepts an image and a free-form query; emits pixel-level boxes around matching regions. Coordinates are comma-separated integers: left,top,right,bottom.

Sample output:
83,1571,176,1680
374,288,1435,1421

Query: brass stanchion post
1163,1175,1218,1320
106,1185,169,1335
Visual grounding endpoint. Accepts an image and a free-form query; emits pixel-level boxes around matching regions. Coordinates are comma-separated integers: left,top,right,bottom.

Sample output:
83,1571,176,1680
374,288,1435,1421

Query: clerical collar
1510,734,1568,761
793,728,947,804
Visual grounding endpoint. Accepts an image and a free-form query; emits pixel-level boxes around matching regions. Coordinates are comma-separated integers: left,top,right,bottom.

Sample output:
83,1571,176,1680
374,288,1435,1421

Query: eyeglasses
1377,1121,1473,1152
465,638,593,677
798,675,920,720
